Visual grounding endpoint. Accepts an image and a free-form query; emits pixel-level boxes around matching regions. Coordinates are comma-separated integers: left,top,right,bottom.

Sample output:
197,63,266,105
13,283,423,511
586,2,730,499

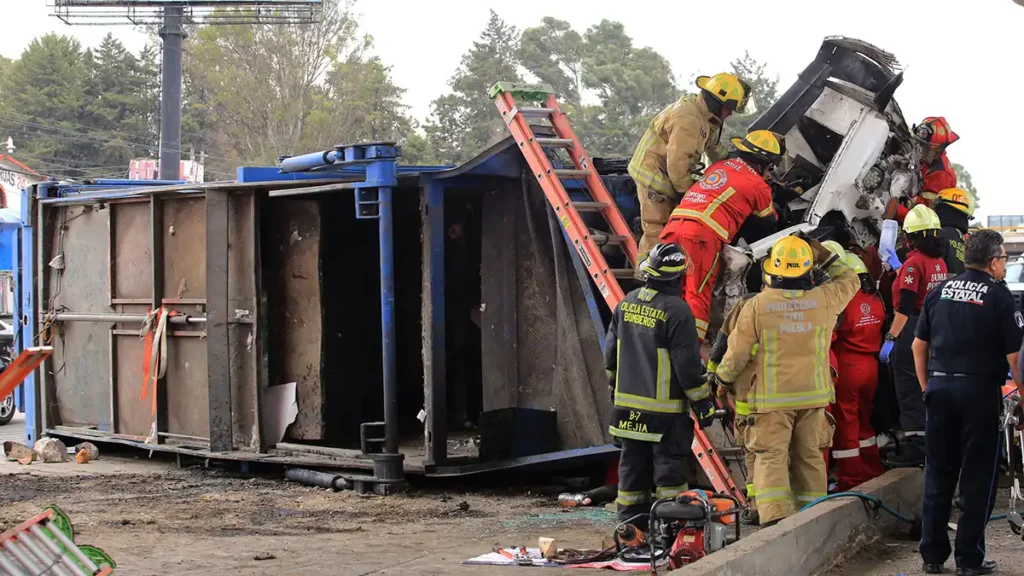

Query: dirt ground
0,447,623,575
826,488,1024,576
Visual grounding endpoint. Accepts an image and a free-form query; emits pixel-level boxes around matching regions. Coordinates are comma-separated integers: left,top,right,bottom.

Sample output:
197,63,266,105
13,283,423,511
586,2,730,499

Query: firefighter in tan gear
628,73,753,269
706,293,761,525
713,235,860,525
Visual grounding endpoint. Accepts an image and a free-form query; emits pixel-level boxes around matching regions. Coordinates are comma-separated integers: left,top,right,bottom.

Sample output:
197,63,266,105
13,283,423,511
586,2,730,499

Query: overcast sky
6,1,1023,219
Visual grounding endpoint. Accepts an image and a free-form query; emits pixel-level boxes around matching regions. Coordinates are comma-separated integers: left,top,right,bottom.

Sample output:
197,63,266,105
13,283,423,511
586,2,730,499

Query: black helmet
640,243,688,281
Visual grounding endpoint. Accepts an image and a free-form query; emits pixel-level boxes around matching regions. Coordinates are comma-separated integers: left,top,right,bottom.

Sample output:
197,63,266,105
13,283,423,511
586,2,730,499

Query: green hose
800,492,1007,523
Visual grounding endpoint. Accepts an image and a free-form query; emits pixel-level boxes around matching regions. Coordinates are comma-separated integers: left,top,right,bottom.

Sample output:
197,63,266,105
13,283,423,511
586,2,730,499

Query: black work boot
956,559,996,575
922,561,945,574
740,508,760,526
885,437,925,468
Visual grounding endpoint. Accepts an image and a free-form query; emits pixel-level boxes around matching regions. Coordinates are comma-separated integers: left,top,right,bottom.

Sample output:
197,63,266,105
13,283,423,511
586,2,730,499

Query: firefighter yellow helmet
936,187,974,216
821,240,847,262
730,130,785,165
696,73,753,114
903,204,942,234
844,253,869,276
763,236,814,279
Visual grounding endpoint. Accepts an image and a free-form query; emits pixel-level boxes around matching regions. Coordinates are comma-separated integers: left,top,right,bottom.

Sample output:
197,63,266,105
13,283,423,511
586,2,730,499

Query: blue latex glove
879,340,895,363
881,248,902,270
693,398,716,429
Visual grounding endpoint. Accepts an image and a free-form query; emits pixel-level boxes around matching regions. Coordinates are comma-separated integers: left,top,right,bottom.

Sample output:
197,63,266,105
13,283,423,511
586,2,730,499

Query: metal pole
159,6,185,181
48,313,204,324
379,186,398,454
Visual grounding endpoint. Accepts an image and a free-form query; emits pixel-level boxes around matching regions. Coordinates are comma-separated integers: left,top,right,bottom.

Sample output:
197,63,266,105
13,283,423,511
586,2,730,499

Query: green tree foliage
717,52,780,157
424,10,522,164
951,162,980,210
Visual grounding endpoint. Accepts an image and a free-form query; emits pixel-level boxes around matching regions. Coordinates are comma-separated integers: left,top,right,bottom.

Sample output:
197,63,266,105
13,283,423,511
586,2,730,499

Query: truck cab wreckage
713,36,921,321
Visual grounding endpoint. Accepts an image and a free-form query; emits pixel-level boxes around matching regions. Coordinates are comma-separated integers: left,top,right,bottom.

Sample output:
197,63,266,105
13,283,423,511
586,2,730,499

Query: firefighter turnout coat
628,94,720,199
716,262,861,411
604,284,709,442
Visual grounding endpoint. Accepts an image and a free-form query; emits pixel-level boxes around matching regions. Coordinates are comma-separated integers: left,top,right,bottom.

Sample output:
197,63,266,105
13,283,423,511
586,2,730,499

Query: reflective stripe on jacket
628,95,718,198
604,285,708,442
668,158,774,243
716,263,860,412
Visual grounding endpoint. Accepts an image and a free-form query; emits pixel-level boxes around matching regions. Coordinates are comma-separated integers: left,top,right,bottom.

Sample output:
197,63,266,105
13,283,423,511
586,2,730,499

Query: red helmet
913,117,959,148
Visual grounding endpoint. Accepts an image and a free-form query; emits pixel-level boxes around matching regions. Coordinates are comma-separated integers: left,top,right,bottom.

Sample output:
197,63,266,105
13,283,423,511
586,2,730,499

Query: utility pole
158,6,185,181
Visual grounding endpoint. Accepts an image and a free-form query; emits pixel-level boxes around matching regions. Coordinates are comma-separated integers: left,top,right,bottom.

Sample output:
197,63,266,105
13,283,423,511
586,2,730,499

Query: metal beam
379,186,398,454
158,6,184,181
206,190,233,452
421,181,446,466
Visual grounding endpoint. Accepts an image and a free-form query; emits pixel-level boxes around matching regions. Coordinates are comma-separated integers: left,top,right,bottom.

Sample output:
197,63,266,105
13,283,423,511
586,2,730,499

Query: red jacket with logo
833,290,885,356
892,250,948,312
668,158,774,243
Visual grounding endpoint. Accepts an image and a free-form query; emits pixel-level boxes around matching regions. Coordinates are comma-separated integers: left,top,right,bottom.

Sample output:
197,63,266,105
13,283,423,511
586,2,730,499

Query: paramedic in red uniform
659,130,783,340
887,117,959,225
879,205,949,468
831,253,886,490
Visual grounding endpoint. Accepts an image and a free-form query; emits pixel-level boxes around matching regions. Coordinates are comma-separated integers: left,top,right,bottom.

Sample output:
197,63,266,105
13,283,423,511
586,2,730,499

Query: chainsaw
614,490,741,574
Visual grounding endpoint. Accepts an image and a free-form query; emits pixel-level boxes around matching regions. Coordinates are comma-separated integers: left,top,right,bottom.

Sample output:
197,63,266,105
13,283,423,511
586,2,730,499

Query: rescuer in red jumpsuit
830,253,886,490
887,117,959,225
659,130,782,341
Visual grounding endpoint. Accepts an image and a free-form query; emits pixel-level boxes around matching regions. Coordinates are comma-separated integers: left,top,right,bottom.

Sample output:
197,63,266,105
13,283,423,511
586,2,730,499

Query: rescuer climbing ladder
489,82,746,505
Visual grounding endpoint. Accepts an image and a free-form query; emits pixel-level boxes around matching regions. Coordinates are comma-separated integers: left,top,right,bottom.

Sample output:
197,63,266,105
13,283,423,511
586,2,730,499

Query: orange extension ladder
489,82,745,505
0,506,115,575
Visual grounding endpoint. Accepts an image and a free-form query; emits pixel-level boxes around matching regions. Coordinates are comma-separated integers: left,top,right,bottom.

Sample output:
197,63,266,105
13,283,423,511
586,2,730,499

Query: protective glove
693,398,716,430
880,248,902,271
607,371,616,404
879,340,895,363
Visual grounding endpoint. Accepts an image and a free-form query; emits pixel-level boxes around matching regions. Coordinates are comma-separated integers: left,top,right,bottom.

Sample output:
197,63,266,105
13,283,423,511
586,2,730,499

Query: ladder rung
519,106,554,117
604,235,630,244
536,137,573,148
553,169,591,179
611,269,635,279
571,201,609,212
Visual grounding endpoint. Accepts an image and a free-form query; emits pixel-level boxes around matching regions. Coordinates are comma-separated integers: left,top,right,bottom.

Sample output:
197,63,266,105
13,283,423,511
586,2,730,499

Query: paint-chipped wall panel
47,205,113,429
165,336,210,438
112,201,152,300
228,192,259,450
162,198,206,300
115,333,150,437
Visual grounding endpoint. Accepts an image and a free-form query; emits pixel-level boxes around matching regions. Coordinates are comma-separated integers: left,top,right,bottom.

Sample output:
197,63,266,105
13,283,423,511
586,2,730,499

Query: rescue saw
614,490,741,573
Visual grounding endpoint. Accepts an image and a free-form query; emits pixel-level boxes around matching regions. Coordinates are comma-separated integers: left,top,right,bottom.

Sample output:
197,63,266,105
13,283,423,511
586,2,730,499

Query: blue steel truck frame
18,138,641,484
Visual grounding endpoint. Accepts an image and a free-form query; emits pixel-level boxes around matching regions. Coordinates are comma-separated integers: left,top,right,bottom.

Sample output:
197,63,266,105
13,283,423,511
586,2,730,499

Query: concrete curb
678,468,924,576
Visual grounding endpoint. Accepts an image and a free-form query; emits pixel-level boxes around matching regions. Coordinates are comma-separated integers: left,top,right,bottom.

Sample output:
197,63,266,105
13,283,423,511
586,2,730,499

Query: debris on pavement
75,448,90,464
3,441,35,462
253,552,277,561
75,442,100,460
33,438,70,463
538,536,558,559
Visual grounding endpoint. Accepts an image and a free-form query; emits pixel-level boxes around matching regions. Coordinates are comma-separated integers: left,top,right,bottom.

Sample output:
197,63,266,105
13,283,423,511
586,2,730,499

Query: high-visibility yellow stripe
706,360,720,373
756,487,793,504
685,382,711,402
614,392,683,413
670,208,731,241
750,343,759,356
763,328,778,396
657,348,671,401
735,401,751,416
609,425,663,442
616,490,650,506
694,317,709,339
814,325,827,392
705,187,737,218
749,390,834,408
755,204,775,218
698,252,720,293
628,129,675,196
656,485,689,499
745,483,756,497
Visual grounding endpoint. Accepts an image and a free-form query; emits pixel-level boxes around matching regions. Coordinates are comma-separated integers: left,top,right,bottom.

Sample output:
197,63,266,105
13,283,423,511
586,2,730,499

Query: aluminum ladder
489,82,746,505
0,506,115,575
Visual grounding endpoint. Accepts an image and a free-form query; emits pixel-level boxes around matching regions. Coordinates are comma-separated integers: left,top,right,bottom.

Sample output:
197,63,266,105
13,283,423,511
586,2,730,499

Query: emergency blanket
462,548,665,571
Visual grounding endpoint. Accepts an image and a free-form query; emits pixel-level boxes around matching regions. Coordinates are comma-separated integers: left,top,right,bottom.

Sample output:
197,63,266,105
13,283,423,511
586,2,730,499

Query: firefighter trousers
745,408,834,524
735,417,757,512
636,183,677,269
892,315,926,439
920,376,1001,570
833,352,885,491
660,220,721,341
616,415,695,524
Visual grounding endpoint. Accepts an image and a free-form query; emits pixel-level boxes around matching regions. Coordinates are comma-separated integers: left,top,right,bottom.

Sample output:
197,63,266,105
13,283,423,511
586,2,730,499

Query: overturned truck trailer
18,139,643,482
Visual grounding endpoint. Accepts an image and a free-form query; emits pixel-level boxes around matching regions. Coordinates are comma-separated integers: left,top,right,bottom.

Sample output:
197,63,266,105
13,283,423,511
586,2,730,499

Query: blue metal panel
18,206,35,445
238,164,450,183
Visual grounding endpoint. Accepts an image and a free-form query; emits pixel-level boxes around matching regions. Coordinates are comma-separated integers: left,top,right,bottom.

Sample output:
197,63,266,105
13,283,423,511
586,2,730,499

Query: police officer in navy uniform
913,230,1024,576
604,242,716,526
